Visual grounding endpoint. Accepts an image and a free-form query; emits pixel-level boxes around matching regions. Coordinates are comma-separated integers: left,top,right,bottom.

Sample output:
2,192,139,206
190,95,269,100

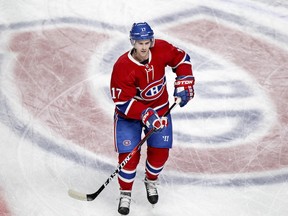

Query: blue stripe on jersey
177,75,194,80
172,53,191,72
184,53,191,63
116,99,132,115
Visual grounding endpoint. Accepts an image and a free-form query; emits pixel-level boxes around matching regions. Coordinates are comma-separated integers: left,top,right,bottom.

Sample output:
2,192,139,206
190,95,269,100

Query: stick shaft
68,99,180,201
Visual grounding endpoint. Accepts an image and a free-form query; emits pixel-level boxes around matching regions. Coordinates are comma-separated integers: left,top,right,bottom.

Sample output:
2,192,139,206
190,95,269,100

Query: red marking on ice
0,190,10,216
10,28,114,155
166,20,288,174
9,23,288,175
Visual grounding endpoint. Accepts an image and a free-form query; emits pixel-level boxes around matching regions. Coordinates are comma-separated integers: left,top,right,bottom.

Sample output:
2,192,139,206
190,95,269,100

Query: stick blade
68,189,88,201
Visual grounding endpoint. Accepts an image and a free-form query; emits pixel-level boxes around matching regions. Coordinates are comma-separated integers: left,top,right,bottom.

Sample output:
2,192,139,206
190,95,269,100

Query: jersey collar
128,49,152,66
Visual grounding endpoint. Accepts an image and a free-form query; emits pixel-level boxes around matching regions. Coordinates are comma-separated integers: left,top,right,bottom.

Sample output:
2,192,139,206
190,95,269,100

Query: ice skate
118,190,131,215
144,178,159,205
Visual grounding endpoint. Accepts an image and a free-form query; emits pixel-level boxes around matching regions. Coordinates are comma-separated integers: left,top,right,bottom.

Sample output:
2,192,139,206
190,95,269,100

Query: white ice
0,0,288,216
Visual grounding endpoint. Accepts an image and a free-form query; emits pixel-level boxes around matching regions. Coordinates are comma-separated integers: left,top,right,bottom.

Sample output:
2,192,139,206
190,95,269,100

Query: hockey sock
118,151,140,190
145,147,169,180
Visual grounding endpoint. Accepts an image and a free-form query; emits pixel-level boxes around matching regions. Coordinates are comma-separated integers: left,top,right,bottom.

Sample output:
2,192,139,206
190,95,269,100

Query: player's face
134,39,151,60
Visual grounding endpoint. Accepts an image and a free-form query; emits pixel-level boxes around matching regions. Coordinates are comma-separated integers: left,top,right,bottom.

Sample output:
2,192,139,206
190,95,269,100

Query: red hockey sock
118,151,140,190
145,147,169,180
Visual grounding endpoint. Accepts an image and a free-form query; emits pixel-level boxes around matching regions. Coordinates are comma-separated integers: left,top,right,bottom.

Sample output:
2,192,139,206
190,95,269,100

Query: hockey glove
141,108,166,131
173,75,195,107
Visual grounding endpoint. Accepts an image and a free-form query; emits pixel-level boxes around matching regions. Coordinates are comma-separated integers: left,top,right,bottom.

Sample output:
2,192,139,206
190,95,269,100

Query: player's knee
147,147,169,165
118,151,140,170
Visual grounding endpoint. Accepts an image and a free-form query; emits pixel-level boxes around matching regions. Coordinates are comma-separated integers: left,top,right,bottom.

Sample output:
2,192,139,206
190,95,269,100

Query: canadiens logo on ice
138,76,167,101
2,2,287,189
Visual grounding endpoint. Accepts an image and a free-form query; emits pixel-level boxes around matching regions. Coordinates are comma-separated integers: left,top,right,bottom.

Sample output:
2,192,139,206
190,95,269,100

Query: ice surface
0,0,288,215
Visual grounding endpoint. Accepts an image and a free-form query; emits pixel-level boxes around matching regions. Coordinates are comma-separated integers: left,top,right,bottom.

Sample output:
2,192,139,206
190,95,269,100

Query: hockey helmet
129,22,154,46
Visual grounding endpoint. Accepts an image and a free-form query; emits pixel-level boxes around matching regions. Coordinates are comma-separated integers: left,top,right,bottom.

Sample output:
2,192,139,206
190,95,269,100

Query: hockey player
110,22,194,215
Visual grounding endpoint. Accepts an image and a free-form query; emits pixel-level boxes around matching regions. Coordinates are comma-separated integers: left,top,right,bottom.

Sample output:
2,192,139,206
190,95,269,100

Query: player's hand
141,108,166,131
173,75,195,107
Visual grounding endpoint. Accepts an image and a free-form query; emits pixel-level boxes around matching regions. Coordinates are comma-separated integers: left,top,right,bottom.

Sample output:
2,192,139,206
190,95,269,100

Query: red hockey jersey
110,39,193,120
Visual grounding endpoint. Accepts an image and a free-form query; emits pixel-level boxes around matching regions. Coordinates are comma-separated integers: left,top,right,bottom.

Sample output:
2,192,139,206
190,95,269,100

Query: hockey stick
68,98,181,201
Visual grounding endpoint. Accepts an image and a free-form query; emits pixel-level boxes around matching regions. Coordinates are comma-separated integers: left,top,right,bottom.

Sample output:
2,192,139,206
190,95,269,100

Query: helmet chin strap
130,39,136,46
150,38,155,47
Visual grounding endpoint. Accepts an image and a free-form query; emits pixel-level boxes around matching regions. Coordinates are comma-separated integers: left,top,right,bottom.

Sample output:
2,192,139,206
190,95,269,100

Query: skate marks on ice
158,4,288,186
0,0,288,216
0,0,287,189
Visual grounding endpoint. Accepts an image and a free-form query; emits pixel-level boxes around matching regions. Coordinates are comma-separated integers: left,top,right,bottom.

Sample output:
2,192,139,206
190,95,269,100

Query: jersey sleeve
160,40,193,77
110,60,147,120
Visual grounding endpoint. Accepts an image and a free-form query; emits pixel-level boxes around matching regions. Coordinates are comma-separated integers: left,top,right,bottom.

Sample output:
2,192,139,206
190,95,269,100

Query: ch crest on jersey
138,76,166,101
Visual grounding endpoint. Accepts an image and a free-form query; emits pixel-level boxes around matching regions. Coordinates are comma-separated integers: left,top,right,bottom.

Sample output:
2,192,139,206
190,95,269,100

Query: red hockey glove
173,75,195,107
141,108,166,131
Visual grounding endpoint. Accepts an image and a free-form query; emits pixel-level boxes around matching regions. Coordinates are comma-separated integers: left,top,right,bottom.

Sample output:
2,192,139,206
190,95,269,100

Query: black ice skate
144,178,158,205
118,190,132,215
